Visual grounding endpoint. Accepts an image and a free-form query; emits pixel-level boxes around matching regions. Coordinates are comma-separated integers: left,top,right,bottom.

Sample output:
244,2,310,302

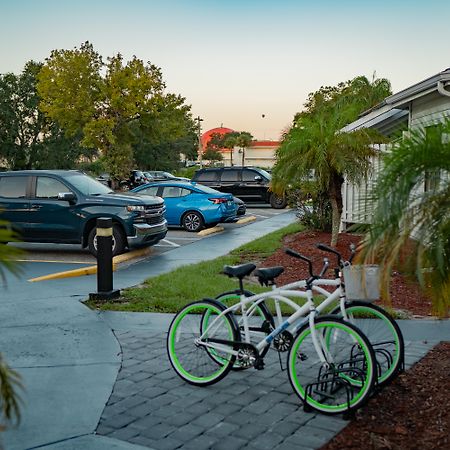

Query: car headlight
126,205,145,212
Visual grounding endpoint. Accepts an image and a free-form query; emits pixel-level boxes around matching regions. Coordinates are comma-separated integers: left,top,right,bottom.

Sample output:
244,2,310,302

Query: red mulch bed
259,230,448,450
259,230,433,317
322,342,450,450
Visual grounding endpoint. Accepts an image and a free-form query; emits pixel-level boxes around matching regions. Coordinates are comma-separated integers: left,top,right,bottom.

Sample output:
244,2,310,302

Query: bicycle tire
214,290,274,368
167,299,240,386
287,316,376,415
329,301,404,386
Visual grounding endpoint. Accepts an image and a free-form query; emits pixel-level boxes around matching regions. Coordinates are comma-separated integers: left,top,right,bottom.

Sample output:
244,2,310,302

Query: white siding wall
410,92,450,128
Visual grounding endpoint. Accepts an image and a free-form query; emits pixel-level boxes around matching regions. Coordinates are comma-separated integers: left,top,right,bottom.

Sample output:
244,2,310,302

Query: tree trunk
329,172,344,247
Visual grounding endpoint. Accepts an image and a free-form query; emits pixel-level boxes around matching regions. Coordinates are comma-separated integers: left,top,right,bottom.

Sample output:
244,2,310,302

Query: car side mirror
254,175,263,182
58,192,76,204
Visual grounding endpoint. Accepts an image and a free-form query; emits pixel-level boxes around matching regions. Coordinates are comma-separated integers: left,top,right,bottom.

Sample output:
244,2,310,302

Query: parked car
132,181,237,232
119,170,149,190
191,166,287,209
146,171,190,182
0,170,168,256
233,196,246,216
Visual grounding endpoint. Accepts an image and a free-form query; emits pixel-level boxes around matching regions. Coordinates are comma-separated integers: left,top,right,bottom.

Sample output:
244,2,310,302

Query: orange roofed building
201,127,279,168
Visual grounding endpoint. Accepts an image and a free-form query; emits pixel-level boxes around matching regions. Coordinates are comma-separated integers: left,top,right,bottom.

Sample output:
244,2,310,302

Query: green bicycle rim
290,321,374,412
168,303,234,383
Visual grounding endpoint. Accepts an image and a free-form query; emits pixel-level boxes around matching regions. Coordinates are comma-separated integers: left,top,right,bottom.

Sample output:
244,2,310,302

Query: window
242,170,260,182
36,177,69,199
162,186,183,198
138,186,159,196
0,176,27,198
220,170,240,182
196,171,218,181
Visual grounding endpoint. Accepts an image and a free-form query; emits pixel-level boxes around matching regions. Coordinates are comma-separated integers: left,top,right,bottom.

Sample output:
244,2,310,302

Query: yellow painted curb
29,265,98,282
112,247,152,265
28,247,152,282
197,226,224,236
236,215,257,225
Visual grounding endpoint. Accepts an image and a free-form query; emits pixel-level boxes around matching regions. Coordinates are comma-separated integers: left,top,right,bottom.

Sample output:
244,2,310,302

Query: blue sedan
131,181,237,232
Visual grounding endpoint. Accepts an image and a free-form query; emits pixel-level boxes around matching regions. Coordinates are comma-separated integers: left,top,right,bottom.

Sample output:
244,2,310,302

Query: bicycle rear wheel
330,301,404,386
287,316,376,415
167,299,240,386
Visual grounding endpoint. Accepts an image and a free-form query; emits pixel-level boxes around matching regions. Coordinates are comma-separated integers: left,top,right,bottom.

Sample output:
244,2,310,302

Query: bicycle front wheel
287,316,376,415
330,301,404,386
167,299,240,386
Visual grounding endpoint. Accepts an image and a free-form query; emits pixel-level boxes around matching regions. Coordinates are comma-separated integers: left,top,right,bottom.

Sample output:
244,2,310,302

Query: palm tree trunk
329,172,344,246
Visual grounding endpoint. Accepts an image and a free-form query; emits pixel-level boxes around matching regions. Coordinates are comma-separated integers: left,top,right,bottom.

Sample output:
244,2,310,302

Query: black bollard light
89,217,120,301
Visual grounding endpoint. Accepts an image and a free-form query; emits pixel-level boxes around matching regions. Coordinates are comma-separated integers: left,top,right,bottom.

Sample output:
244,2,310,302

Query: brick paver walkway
96,330,435,450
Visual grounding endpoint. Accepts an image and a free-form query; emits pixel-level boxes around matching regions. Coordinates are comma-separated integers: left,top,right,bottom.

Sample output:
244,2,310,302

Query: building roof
201,127,234,148
342,68,450,134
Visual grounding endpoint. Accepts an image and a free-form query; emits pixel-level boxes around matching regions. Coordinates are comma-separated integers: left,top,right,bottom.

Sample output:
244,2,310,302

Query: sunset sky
2,0,449,140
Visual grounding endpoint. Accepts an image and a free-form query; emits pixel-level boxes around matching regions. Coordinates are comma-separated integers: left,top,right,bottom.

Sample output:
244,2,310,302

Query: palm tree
360,120,450,316
0,221,24,429
272,76,391,246
235,132,253,166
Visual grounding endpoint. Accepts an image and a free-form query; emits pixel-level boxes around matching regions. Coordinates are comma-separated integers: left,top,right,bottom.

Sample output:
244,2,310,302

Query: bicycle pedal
253,358,265,370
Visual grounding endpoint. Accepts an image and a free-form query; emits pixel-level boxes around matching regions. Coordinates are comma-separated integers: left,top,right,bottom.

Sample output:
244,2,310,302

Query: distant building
201,126,279,168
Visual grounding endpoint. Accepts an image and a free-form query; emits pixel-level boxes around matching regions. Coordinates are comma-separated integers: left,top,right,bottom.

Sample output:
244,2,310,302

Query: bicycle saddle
223,263,256,279
254,266,284,286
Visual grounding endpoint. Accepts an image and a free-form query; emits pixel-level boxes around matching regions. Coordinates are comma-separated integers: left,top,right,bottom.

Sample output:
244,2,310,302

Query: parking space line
252,214,270,219
15,259,91,264
155,239,180,247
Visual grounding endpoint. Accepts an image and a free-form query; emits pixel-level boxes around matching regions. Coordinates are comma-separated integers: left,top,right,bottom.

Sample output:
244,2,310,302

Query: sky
1,0,449,141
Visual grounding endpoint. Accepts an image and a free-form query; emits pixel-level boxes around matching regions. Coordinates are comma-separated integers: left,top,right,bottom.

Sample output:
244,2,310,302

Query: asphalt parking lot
9,206,290,280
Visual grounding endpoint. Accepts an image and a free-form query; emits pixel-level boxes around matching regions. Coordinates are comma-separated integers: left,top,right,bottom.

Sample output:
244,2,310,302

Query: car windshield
255,168,272,180
65,173,113,195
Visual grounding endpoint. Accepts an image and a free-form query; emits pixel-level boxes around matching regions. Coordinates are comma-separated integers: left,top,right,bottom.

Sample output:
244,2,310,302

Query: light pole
195,116,203,168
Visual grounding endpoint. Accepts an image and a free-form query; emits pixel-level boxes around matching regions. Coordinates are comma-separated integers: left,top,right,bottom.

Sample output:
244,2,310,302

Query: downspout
437,80,450,97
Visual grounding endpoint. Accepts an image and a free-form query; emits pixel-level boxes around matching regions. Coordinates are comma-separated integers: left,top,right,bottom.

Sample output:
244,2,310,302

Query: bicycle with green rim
167,258,377,415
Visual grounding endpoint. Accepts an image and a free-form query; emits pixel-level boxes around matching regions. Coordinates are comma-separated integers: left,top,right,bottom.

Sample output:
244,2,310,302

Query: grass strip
86,222,303,313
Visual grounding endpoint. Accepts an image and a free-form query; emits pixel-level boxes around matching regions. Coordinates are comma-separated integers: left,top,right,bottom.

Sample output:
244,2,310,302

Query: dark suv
191,167,287,209
0,170,168,256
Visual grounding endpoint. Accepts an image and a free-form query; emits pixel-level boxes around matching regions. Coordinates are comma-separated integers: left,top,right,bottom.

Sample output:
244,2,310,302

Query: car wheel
182,211,204,232
269,193,287,209
88,224,126,257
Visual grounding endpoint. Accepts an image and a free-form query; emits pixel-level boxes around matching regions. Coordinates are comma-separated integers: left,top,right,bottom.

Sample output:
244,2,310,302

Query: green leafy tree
133,93,197,170
272,76,391,245
203,147,223,163
360,121,450,316
38,42,196,179
0,61,87,169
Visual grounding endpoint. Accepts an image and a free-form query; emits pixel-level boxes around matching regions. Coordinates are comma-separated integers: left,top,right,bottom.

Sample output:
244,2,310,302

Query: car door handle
30,204,43,210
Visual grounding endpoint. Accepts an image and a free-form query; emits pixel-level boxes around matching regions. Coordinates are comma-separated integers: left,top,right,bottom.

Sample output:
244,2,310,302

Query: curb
197,226,224,236
28,247,152,282
236,215,257,224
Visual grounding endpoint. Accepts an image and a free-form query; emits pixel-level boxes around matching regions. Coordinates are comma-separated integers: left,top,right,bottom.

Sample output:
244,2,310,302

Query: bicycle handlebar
284,248,313,277
284,248,329,279
316,243,357,267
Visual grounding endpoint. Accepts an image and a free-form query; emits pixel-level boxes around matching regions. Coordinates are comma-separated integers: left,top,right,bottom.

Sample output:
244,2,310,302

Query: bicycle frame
199,277,345,365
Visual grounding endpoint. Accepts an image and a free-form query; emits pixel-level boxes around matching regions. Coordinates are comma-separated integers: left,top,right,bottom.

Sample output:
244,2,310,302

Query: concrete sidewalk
0,211,297,449
94,313,450,450
2,207,448,450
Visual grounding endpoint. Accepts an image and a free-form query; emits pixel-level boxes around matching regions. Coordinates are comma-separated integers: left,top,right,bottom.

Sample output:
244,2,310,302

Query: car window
195,171,218,182
0,176,27,198
220,170,240,182
161,186,185,198
242,169,261,182
137,186,159,196
64,173,113,195
36,177,70,199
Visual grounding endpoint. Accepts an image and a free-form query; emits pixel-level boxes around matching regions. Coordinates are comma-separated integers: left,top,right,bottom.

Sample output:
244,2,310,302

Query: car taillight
208,197,228,204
